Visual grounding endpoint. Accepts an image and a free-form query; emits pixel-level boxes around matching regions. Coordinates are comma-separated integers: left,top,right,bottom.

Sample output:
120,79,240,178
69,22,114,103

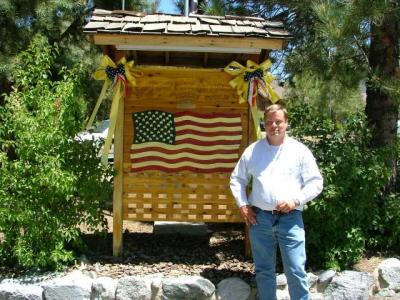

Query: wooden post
245,103,257,258
112,92,124,257
245,225,252,258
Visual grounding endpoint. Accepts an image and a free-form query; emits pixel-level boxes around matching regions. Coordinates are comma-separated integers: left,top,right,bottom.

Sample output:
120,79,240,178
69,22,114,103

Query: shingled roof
84,9,290,67
85,9,290,37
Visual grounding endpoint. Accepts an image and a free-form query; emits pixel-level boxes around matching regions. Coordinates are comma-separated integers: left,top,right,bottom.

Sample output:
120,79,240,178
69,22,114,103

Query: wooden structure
84,9,290,256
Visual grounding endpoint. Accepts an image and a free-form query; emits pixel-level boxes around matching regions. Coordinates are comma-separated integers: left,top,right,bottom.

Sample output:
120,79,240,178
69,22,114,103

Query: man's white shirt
230,136,323,211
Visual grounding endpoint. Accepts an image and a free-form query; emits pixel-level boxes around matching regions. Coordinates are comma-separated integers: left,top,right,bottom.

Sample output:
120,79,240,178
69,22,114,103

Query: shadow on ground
79,223,257,284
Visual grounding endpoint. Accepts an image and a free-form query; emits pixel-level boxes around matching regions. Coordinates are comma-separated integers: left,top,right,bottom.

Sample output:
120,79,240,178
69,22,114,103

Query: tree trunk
0,76,12,107
365,10,400,190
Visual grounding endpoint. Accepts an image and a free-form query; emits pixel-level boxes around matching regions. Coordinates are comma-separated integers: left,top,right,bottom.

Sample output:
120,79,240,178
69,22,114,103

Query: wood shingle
167,23,192,33
142,23,167,32
84,9,290,40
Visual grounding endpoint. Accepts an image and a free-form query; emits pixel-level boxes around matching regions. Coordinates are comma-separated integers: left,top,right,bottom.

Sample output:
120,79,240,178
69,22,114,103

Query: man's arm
296,148,323,206
230,155,250,208
239,205,257,226
276,147,322,213
230,154,257,225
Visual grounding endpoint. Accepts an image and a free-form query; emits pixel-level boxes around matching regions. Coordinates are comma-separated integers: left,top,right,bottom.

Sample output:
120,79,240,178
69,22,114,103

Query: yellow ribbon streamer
88,55,142,165
224,60,281,139
101,81,122,165
86,80,110,131
250,106,263,140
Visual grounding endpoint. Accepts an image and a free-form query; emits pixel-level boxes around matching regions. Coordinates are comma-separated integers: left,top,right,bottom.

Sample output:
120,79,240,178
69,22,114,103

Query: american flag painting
131,110,243,173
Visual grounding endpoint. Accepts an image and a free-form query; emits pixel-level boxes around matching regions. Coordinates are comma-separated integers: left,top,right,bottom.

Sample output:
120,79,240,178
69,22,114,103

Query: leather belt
253,206,289,216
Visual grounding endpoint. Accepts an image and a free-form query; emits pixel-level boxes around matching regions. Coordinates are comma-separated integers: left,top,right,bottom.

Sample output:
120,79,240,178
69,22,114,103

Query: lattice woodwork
123,172,242,222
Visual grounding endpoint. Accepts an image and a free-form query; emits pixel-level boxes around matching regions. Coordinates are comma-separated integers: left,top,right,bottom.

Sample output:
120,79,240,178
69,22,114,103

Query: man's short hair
264,104,288,120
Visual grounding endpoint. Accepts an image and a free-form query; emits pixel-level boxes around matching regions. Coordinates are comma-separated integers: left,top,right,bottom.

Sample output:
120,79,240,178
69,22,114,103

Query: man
230,104,323,300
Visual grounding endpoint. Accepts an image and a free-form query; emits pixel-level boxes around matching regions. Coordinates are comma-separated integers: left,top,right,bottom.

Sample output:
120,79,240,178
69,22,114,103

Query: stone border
1,258,400,299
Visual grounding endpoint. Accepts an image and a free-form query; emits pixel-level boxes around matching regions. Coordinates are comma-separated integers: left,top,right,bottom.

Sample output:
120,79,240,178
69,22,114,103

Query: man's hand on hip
276,199,297,213
239,205,257,226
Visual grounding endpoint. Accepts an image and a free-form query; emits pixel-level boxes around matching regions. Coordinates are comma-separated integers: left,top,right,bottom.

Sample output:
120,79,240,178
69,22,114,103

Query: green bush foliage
288,103,393,270
378,152,400,254
0,35,112,270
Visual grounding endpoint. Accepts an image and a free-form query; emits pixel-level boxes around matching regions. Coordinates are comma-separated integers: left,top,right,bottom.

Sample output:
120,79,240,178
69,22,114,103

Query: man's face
264,110,288,138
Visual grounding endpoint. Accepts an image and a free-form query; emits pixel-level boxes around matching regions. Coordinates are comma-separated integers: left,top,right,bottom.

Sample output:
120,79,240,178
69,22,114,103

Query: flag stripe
131,147,239,156
174,138,241,146
131,156,238,165
175,134,242,142
176,129,243,137
175,120,241,128
131,165,234,173
175,116,241,124
177,124,242,132
131,142,240,151
131,151,238,160
131,160,236,169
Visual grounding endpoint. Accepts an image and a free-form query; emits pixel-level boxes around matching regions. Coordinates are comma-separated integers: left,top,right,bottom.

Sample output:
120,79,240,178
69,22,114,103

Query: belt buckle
272,210,283,215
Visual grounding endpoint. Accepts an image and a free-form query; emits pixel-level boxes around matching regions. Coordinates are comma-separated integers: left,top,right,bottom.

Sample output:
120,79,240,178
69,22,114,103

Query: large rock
307,272,319,292
115,276,152,300
323,270,374,300
216,277,251,300
276,274,287,290
161,276,215,300
276,289,290,300
147,273,164,300
0,283,43,300
309,292,324,300
91,277,117,300
317,269,336,292
377,258,400,292
42,270,92,300
373,287,397,298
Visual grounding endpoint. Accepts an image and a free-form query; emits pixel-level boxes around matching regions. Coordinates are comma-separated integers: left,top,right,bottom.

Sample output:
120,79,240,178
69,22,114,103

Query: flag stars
132,110,176,144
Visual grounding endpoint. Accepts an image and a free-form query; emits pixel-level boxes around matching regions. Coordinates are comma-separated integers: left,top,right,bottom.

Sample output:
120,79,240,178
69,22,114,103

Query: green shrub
288,103,391,270
378,152,400,253
0,35,112,270
384,194,400,245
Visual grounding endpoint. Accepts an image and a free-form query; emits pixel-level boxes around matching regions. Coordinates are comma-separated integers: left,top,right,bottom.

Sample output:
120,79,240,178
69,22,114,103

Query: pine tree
174,0,248,16
0,0,159,105
231,1,400,187
233,1,399,139
95,0,160,13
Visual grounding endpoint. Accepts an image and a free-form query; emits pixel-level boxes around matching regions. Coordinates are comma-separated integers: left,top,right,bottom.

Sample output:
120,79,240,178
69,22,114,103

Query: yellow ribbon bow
224,60,281,139
87,55,142,165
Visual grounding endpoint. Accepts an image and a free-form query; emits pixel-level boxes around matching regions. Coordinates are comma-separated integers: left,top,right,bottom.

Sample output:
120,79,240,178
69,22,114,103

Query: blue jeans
250,208,309,300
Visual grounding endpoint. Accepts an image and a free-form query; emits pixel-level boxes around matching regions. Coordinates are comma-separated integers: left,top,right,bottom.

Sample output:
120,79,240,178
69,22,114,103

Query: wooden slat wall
122,67,249,223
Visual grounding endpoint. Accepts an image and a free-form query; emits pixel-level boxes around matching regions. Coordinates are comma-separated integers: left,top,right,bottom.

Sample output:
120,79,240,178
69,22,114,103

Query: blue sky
158,0,178,14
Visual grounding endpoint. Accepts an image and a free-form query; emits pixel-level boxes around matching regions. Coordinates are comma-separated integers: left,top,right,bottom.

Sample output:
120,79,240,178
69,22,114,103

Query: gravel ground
75,221,256,285
0,219,256,285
